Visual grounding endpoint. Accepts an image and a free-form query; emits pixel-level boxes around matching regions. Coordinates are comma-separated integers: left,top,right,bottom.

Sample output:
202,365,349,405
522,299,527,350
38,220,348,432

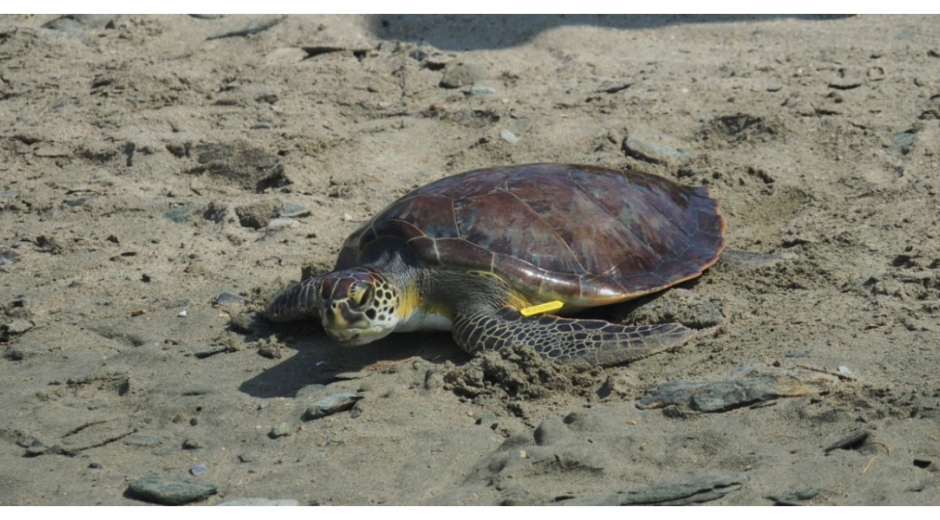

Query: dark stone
25,440,47,457
639,365,838,413
823,429,870,453
213,292,245,306
304,393,363,420
595,79,635,93
553,473,747,506
182,438,206,449
126,473,218,505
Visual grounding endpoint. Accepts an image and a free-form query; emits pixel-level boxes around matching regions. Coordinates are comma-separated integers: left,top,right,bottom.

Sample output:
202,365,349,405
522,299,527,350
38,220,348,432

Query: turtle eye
350,283,374,308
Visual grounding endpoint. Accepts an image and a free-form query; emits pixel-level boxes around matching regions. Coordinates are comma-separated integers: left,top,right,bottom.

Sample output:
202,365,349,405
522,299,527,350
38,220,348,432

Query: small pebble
258,344,282,359
304,393,364,420
63,197,92,207
891,132,916,154
25,440,47,457
622,132,692,164
469,85,496,95
595,79,635,94
89,462,103,469
332,371,368,381
213,292,245,306
183,438,206,450
270,422,292,438
178,310,187,317
440,62,483,89
126,473,218,505
837,365,853,375
499,129,518,145
194,346,229,359
342,213,353,222
190,463,208,476
424,53,453,69
278,202,311,218
0,246,20,265
238,453,257,463
621,127,693,164
266,217,297,230
824,429,870,453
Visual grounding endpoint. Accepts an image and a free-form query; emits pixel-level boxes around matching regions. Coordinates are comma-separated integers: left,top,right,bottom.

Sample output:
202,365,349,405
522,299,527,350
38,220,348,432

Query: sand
2,14,940,505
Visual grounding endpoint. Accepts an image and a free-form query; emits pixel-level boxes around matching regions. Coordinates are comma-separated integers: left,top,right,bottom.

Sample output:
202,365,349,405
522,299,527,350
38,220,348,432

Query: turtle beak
325,300,361,328
323,299,380,347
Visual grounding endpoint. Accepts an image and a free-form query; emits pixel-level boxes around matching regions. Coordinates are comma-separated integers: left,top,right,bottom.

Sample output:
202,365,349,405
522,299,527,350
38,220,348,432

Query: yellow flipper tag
519,300,563,317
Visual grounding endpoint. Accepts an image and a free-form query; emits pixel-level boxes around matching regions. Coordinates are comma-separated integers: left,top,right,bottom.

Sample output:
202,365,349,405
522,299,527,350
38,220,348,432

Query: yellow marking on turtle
520,300,564,317
395,282,454,332
395,281,422,322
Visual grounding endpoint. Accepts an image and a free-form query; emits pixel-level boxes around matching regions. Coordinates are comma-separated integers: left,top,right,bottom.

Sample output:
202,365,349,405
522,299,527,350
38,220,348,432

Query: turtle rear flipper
452,307,692,367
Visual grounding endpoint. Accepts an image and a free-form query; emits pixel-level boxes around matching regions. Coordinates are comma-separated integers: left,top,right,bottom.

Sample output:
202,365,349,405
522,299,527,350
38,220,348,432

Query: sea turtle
265,163,725,366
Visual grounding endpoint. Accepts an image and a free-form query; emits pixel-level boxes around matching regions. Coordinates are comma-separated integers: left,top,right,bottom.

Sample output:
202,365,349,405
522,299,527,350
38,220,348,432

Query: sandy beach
1,14,940,505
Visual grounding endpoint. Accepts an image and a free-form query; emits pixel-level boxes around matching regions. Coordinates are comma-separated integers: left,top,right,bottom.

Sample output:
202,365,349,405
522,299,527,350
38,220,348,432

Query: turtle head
317,268,401,346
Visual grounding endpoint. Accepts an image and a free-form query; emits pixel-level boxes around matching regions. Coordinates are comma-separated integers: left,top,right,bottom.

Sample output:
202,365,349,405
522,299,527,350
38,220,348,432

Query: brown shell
344,163,725,307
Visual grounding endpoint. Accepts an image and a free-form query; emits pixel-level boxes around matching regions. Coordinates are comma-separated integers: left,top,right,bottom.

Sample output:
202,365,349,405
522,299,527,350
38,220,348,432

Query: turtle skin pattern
453,307,691,366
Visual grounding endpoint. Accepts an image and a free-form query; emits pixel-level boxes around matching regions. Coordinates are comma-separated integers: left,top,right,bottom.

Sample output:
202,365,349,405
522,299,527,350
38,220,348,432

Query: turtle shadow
238,322,470,398
369,14,853,51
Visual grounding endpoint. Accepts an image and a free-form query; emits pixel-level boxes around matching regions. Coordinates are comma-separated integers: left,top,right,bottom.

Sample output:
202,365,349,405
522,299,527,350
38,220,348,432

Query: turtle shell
343,163,725,307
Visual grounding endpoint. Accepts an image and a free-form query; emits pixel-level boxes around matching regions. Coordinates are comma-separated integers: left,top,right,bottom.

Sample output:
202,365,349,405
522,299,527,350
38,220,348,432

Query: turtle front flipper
452,307,692,367
265,278,322,322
